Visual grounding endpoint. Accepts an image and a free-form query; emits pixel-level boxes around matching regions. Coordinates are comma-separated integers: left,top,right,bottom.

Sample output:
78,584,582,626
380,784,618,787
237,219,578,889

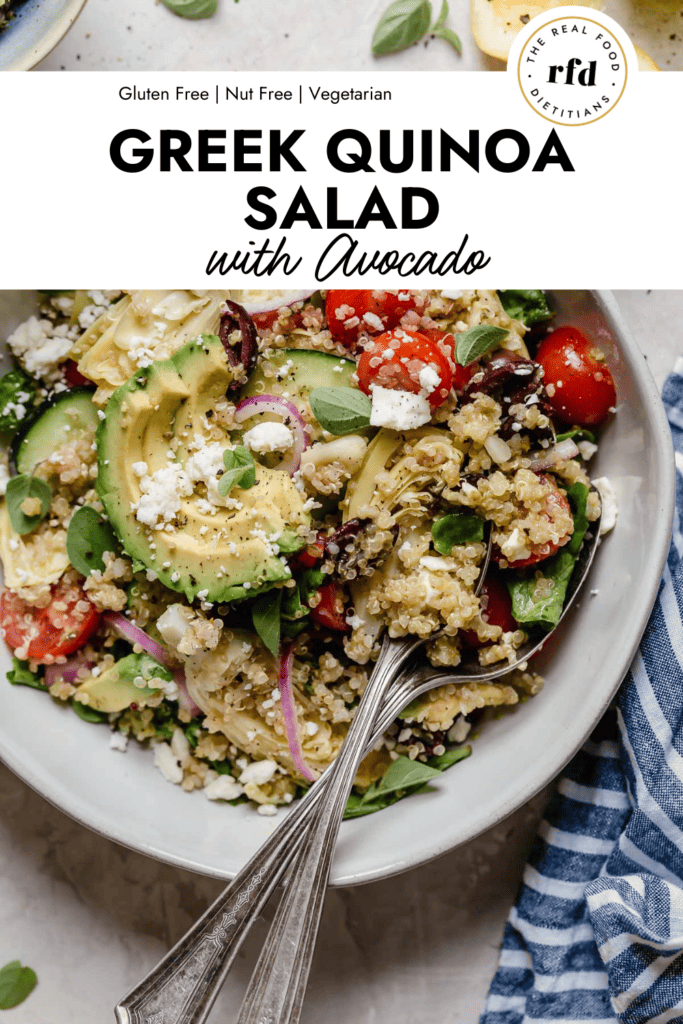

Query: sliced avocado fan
96,336,309,603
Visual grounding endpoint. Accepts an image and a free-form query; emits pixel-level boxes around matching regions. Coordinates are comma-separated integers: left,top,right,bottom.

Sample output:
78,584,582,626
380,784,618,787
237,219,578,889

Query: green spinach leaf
427,745,472,771
252,589,283,657
67,506,119,577
71,701,109,724
556,427,596,445
507,482,590,629
432,511,484,553
343,749,471,819
0,369,39,442
5,475,51,536
7,657,47,692
497,290,553,326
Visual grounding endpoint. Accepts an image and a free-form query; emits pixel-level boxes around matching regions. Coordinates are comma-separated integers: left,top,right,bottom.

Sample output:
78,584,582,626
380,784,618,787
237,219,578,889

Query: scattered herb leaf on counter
252,589,283,657
219,446,256,495
432,511,485,553
372,0,432,54
7,658,47,692
455,325,509,367
67,507,119,578
497,290,553,326
0,961,37,1011
310,387,372,436
507,482,590,629
343,748,472,818
5,475,51,536
430,0,462,52
372,0,462,55
161,0,217,19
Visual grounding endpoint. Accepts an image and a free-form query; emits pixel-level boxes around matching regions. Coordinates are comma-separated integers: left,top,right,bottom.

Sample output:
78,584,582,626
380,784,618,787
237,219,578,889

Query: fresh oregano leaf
455,325,509,367
161,0,217,19
372,0,432,55
219,446,256,495
252,589,283,657
67,506,119,577
310,387,372,436
433,24,462,52
5,474,51,536
497,290,553,326
0,960,38,1010
432,511,484,553
7,657,47,692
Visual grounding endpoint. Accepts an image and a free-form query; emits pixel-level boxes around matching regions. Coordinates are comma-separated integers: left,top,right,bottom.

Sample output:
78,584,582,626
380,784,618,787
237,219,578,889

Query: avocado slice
75,653,169,713
97,336,309,603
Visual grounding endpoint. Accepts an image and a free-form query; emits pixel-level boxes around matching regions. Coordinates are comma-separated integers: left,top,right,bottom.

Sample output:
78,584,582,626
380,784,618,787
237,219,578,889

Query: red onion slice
530,438,580,473
234,395,309,477
103,612,201,717
278,642,317,784
45,652,92,688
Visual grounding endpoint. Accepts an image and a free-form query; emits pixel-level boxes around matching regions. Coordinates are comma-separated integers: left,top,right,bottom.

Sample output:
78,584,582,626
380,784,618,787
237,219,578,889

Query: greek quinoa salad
0,290,618,819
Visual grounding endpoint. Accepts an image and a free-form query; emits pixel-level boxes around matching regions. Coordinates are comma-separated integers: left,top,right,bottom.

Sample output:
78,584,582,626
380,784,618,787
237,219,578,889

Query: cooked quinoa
0,289,615,815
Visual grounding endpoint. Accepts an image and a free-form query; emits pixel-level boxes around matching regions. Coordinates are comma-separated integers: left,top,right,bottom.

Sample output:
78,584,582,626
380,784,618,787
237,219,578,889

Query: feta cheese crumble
592,477,618,535
239,759,278,786
242,422,294,454
133,463,193,529
369,386,431,430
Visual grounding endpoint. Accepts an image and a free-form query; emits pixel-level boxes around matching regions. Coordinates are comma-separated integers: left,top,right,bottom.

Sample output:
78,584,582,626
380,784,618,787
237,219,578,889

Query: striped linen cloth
481,364,683,1024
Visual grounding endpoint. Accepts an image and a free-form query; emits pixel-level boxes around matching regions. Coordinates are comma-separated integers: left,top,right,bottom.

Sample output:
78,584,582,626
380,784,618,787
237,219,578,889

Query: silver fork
115,509,600,1024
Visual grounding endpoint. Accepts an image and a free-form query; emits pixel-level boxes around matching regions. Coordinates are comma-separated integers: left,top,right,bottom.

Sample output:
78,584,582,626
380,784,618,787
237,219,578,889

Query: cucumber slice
12,388,99,475
241,349,356,401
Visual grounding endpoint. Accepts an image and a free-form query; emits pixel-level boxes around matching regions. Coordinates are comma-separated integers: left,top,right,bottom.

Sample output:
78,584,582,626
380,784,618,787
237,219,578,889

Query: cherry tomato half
309,582,351,633
357,328,455,408
290,532,326,570
1,578,101,664
421,329,475,393
492,476,573,569
325,290,426,350
461,574,518,648
535,326,616,428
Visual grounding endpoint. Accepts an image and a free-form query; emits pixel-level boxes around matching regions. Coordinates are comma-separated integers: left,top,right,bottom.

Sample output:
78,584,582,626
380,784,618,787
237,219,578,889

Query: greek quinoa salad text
0,290,618,818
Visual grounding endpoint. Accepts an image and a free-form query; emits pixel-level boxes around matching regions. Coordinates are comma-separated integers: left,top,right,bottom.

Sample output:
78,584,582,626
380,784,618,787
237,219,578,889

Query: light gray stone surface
36,0,683,71
1,290,681,1023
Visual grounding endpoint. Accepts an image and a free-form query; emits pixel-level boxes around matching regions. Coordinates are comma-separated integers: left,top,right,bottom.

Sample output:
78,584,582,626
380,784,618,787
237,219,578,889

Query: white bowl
0,290,674,885
0,0,87,71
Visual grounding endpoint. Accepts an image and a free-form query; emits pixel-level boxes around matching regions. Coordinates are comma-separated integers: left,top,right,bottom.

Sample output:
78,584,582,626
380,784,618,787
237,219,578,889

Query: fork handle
114,636,426,1024
114,782,323,1024
235,647,400,1024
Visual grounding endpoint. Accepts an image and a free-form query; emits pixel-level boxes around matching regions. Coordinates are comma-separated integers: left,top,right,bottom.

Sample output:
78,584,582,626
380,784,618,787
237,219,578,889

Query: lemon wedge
471,0,659,71
634,44,660,71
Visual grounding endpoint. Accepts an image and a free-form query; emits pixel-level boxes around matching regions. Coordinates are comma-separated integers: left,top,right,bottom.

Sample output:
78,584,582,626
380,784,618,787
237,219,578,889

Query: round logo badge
511,8,631,126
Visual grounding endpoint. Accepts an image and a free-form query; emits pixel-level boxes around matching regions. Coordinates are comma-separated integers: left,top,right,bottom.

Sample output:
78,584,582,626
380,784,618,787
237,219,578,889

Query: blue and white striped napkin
481,363,683,1024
